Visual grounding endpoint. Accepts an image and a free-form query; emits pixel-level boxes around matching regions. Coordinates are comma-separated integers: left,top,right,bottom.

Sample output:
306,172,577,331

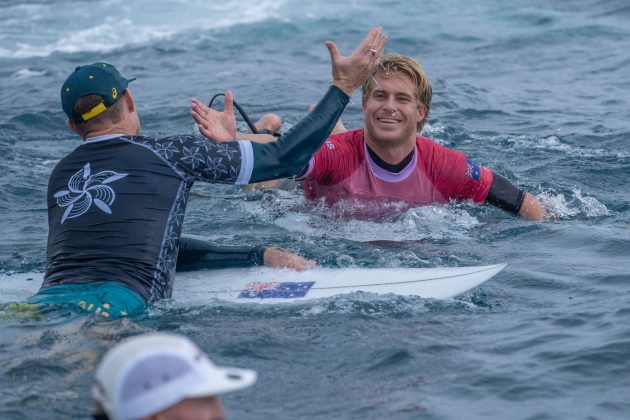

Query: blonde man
295,53,546,220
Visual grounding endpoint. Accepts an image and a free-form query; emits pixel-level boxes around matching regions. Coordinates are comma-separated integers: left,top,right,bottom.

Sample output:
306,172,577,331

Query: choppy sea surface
1,0,629,418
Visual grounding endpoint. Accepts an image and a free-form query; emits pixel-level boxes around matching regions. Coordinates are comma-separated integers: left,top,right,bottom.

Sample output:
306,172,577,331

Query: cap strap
81,102,107,122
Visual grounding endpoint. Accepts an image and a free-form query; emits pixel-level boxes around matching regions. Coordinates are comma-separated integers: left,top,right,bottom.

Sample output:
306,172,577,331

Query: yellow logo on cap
89,75,94,79
112,87,118,100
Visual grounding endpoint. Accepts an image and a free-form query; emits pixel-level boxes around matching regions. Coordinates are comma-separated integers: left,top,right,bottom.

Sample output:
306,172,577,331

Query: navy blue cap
61,62,135,123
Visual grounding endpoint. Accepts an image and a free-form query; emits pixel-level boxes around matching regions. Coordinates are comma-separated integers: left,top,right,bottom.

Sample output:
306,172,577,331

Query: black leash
208,93,259,134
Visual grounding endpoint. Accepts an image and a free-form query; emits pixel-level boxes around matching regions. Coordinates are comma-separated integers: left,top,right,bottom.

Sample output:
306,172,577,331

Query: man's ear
123,89,136,113
66,119,82,136
417,104,426,124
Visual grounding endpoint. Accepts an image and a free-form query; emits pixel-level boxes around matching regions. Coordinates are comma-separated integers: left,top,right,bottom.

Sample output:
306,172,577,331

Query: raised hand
191,92,237,142
326,27,388,96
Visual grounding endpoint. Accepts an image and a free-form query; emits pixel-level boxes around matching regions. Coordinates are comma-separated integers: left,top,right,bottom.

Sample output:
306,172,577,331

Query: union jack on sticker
239,281,315,299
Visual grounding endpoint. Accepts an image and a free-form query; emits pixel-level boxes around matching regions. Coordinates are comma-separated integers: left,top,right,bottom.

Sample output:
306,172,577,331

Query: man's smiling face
362,73,425,148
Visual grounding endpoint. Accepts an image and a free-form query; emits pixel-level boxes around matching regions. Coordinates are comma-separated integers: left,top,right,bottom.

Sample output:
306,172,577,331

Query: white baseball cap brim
92,333,257,420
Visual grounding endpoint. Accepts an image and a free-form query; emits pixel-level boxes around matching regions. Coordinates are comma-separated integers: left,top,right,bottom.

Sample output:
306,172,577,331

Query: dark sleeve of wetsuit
248,85,349,182
485,173,526,214
176,237,266,272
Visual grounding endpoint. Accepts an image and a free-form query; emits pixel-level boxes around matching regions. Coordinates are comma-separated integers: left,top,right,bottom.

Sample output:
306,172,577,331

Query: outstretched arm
192,27,388,183
485,173,546,221
177,237,315,271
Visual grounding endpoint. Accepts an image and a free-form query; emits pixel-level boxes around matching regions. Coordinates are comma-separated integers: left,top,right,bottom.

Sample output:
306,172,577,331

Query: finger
365,34,386,64
191,111,208,131
373,32,388,54
192,98,208,108
191,103,204,118
224,90,234,114
304,259,316,268
325,40,341,63
192,98,207,114
294,256,316,270
191,100,209,118
356,27,378,52
357,27,382,53
191,108,204,120
195,121,211,138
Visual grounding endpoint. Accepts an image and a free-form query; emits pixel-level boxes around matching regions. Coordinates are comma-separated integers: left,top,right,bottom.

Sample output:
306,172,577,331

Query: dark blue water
1,0,629,418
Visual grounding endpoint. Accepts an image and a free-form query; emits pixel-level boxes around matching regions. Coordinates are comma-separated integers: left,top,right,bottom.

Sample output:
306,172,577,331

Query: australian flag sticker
465,158,481,181
239,281,315,299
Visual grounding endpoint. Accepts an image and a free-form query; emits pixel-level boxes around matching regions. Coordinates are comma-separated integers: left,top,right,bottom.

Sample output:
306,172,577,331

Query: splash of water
539,188,610,219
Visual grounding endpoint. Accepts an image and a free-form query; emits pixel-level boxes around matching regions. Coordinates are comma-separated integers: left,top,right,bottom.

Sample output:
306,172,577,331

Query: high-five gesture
326,27,388,96
192,28,388,142
191,93,237,142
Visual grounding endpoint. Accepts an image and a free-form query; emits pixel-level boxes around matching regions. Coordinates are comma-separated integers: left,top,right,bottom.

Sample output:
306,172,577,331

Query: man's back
44,134,243,303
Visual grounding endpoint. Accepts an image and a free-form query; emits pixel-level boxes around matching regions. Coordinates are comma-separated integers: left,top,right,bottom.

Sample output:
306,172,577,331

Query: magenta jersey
300,129,494,205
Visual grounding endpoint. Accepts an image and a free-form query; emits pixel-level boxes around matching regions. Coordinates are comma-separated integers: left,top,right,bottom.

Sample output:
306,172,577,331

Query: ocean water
1,0,629,418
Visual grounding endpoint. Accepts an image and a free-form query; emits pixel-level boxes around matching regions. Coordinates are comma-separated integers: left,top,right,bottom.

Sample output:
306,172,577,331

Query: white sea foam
11,68,47,79
539,188,610,219
465,132,630,161
512,134,629,159
0,0,286,58
422,122,446,136
272,200,480,242
0,272,41,303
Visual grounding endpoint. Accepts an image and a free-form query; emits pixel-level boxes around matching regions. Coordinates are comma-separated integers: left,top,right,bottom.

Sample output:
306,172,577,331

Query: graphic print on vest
54,162,128,223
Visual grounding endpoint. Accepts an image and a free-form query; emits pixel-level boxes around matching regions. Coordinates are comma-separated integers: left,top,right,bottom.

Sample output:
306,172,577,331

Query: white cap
92,333,257,420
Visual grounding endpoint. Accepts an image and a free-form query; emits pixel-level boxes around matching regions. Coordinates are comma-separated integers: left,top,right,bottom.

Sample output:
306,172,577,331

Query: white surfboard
175,263,507,303
0,263,507,305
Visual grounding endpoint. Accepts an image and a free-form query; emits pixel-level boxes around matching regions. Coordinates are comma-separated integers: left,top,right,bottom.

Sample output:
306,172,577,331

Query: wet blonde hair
362,53,433,131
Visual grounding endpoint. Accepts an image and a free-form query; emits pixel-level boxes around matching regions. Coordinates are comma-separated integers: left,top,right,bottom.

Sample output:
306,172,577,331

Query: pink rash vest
299,129,494,206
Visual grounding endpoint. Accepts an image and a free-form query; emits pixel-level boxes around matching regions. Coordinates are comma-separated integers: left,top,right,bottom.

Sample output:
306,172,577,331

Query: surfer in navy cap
29,28,388,317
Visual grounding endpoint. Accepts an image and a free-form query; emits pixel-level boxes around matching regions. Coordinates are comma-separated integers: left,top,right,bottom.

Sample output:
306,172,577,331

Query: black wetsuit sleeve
248,85,349,183
485,173,526,214
176,237,266,272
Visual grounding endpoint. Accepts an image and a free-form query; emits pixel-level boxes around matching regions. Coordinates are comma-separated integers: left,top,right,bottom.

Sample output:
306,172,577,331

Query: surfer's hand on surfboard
191,93,237,142
326,27,388,96
263,248,316,271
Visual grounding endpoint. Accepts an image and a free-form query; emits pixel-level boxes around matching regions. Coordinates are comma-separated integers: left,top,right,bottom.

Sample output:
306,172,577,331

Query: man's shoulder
119,134,208,159
121,133,201,144
315,129,364,160
416,134,439,147
415,135,458,156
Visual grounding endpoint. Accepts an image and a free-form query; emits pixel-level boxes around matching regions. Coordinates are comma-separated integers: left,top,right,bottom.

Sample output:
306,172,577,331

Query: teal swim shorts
28,282,146,318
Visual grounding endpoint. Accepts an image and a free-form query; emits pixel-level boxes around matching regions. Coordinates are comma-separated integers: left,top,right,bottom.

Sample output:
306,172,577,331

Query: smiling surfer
28,28,388,318
226,53,547,220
